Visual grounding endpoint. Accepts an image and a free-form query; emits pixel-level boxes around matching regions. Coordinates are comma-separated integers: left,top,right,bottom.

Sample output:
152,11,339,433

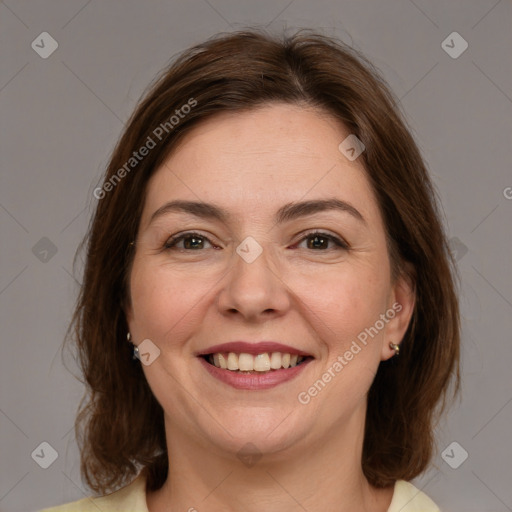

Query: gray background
1,1,511,511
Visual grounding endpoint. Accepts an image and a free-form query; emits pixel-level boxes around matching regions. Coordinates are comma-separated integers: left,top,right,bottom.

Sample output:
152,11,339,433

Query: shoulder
39,474,148,512
39,475,438,512
388,480,440,512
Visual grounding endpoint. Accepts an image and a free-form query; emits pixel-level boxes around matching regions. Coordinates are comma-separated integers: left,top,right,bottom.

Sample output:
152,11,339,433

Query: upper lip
196,341,313,357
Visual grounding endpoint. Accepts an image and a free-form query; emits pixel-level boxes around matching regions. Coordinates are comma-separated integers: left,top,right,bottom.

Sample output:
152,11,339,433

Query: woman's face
126,103,414,458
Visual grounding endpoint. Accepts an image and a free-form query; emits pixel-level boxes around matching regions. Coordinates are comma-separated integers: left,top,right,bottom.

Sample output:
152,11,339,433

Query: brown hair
70,28,460,494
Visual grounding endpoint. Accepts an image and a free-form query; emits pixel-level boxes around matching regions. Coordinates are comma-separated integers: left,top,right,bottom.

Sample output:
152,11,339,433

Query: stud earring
127,332,139,360
389,342,400,356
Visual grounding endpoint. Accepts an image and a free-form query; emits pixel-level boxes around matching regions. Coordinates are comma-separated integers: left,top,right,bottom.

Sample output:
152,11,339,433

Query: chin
202,407,309,457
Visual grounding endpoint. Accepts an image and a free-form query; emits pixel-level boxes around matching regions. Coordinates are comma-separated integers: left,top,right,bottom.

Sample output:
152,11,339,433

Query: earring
389,342,400,356
127,332,139,360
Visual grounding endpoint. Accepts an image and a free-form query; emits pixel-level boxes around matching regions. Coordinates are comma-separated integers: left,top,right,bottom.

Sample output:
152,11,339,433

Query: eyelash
163,230,349,251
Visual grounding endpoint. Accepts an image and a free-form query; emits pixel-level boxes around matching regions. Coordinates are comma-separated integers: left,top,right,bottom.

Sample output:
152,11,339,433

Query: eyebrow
149,198,365,226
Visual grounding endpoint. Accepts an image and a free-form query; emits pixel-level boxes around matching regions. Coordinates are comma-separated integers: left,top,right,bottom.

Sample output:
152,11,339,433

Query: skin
126,103,415,512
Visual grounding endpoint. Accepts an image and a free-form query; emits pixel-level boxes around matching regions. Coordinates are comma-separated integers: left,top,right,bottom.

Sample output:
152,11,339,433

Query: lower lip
198,357,313,390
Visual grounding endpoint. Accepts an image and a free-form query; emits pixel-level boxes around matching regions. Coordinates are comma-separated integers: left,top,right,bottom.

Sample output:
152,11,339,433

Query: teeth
238,353,254,371
254,353,271,371
227,352,238,370
209,352,306,372
213,353,228,369
270,352,282,369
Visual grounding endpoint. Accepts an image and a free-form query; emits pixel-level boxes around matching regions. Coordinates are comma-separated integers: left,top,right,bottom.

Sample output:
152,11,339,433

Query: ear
124,302,133,325
121,281,134,329
380,270,415,361
122,261,135,326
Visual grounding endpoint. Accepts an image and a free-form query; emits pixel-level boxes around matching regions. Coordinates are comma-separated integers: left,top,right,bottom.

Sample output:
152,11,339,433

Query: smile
205,351,309,373
197,352,313,391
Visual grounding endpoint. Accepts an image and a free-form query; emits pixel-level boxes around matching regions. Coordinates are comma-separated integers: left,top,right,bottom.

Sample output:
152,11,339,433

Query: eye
294,231,349,251
164,231,215,251
163,230,348,252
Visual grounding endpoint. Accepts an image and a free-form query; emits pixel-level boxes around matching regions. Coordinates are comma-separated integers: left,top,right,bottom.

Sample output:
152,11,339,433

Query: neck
146,409,394,512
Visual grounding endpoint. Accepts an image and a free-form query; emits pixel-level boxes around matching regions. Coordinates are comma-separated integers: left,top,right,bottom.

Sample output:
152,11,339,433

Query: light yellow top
41,474,440,511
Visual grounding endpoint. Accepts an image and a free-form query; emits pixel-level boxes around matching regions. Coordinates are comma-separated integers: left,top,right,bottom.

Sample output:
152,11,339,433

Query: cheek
291,262,390,345
129,260,214,343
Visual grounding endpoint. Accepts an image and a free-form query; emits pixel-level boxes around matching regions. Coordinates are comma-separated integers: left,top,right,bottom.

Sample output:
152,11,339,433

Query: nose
216,243,291,322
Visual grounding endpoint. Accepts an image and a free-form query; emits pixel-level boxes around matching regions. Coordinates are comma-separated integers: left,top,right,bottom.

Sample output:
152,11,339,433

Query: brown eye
296,231,349,251
164,232,213,251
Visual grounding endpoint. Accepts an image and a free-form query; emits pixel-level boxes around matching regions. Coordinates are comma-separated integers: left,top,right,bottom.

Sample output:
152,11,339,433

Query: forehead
141,104,381,227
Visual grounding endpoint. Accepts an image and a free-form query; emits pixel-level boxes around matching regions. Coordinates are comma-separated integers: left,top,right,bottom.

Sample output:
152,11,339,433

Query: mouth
200,352,313,374
196,342,314,390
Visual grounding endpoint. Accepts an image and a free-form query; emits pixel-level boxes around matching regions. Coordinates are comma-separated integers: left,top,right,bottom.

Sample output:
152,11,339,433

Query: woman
43,28,460,511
